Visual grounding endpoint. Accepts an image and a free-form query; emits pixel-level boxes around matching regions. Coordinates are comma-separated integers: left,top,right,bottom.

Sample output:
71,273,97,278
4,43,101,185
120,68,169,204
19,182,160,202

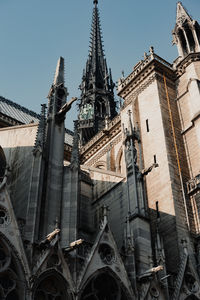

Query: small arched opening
116,147,123,173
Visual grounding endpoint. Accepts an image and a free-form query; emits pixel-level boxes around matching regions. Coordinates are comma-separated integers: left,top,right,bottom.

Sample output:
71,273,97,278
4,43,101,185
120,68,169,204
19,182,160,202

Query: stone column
177,36,184,57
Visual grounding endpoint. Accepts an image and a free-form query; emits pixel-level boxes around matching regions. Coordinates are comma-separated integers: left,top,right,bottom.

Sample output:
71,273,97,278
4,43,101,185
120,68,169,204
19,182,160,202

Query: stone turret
173,2,200,58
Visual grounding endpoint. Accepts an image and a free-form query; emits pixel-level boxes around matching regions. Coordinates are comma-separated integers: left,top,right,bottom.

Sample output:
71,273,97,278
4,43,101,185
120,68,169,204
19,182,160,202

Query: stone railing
117,50,173,93
80,114,121,154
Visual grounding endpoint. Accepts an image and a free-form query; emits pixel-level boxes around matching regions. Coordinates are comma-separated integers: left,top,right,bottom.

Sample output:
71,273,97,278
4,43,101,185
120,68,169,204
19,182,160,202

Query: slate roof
0,96,74,146
65,128,74,146
0,96,40,124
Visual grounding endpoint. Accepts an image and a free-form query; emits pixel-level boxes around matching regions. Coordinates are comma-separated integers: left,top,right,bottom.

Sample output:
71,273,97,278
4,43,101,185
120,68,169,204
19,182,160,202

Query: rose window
98,243,115,265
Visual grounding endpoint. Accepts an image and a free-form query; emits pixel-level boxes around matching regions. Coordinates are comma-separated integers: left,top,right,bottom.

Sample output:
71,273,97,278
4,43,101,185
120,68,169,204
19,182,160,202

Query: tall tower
78,0,116,145
173,1,200,58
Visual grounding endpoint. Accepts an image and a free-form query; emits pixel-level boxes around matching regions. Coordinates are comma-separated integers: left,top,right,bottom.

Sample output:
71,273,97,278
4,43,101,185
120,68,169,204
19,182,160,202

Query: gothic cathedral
0,1,200,299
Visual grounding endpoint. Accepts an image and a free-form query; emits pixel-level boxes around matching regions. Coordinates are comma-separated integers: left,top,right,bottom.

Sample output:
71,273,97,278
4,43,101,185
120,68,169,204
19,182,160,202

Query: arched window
195,23,200,45
178,28,188,55
116,147,123,173
0,235,26,299
80,271,129,300
33,271,72,300
185,23,195,52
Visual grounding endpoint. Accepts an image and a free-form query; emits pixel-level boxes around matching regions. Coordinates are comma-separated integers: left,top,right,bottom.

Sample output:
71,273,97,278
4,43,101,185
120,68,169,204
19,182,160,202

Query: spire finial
53,56,65,86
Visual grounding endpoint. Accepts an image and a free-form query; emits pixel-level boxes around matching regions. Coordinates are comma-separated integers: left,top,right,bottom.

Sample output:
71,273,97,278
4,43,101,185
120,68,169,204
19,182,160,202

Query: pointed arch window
33,271,72,300
0,236,26,299
195,23,200,45
80,271,129,300
178,28,188,55
184,22,195,52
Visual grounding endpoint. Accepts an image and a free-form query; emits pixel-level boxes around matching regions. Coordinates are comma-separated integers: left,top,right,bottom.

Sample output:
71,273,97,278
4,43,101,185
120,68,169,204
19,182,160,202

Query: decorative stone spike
33,104,47,153
53,56,65,86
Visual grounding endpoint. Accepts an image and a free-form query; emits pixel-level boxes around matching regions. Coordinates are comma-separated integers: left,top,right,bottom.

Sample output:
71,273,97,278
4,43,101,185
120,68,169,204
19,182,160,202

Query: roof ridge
0,96,41,119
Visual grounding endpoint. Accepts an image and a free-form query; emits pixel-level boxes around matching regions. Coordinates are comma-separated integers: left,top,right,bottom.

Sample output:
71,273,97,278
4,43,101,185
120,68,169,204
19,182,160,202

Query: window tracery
0,237,25,300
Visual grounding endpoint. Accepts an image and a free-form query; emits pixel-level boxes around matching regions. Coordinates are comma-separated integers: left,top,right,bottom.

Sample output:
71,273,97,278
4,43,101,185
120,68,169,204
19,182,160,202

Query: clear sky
0,0,200,130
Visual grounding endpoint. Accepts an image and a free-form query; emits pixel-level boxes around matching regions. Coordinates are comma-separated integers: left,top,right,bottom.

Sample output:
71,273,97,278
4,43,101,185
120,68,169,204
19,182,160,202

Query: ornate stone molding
80,115,121,155
80,118,121,164
175,52,200,78
118,53,173,98
83,133,122,167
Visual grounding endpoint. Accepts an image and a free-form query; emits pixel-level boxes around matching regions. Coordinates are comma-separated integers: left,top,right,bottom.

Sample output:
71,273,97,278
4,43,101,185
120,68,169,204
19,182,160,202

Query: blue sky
0,0,200,130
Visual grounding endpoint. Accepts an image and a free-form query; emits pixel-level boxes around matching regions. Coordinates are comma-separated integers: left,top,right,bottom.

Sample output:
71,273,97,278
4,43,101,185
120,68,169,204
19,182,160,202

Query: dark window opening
146,119,149,132
154,155,157,164
185,23,195,52
178,29,188,56
80,273,128,300
34,275,70,300
102,102,106,116
195,23,200,45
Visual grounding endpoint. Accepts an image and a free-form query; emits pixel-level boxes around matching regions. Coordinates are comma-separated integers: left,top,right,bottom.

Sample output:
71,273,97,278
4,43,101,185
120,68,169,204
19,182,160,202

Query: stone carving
98,243,115,265
150,286,159,298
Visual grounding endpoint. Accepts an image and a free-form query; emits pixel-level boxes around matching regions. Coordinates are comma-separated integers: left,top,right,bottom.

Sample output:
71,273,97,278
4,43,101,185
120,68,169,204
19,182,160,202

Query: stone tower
78,0,116,145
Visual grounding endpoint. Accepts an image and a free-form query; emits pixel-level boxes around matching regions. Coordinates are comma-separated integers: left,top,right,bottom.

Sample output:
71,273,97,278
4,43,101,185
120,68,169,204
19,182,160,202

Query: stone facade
0,1,200,300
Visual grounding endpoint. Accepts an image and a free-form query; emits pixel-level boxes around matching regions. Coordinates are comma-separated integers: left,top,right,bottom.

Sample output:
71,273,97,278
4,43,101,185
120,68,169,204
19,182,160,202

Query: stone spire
53,56,65,86
47,56,67,117
176,2,192,25
173,2,200,58
78,0,116,145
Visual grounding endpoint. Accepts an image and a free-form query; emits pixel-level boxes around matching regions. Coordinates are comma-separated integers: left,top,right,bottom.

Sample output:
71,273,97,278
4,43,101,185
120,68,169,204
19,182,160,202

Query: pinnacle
176,1,192,23
53,56,65,86
93,0,98,5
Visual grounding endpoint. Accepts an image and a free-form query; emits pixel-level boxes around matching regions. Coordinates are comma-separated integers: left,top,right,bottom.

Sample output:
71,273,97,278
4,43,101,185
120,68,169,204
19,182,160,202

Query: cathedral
0,1,200,299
